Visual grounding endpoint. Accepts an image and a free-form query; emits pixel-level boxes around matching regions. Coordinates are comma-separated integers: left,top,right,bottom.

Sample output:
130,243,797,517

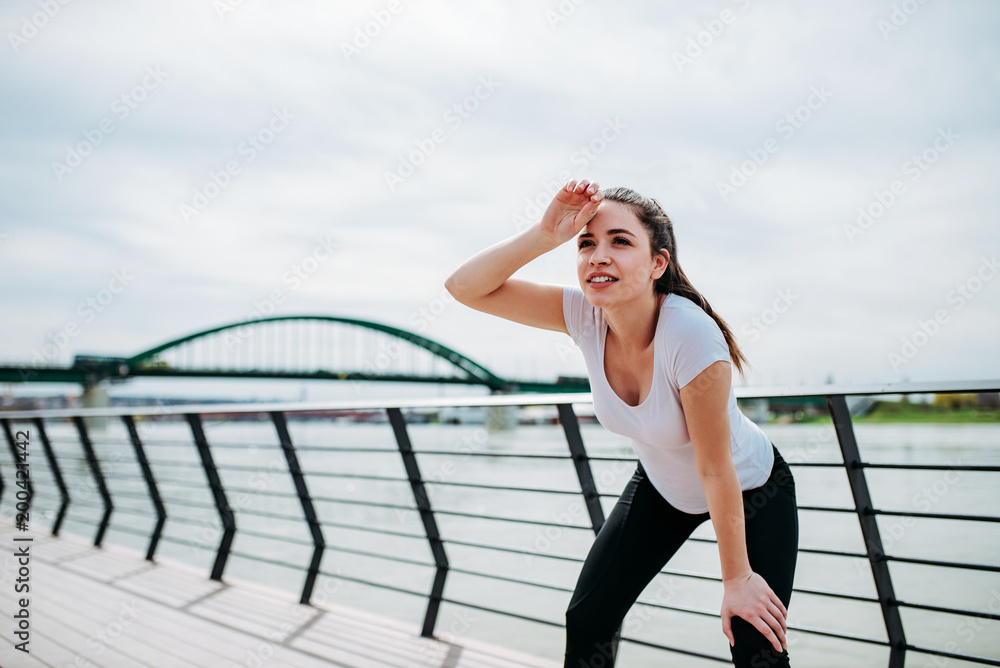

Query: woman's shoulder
663,291,702,309
660,293,725,339
562,285,600,343
659,293,731,385
563,285,589,313
662,292,716,321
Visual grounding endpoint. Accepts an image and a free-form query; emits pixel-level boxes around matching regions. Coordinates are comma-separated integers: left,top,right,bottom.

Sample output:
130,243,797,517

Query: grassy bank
854,401,1000,423
764,399,1000,424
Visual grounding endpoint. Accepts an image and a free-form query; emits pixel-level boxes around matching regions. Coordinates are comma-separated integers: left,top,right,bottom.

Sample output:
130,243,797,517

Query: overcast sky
2,0,998,403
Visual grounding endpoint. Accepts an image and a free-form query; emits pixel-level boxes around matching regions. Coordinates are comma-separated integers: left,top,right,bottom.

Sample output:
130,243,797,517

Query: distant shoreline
769,400,1000,425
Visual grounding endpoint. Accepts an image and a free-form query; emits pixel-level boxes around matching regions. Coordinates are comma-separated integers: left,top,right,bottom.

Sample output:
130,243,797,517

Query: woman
444,179,798,667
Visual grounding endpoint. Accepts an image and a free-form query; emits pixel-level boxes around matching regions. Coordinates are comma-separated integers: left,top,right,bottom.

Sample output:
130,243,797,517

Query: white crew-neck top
562,286,774,514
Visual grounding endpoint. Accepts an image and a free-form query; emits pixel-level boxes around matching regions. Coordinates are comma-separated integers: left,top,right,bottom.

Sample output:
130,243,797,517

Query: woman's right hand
537,179,603,246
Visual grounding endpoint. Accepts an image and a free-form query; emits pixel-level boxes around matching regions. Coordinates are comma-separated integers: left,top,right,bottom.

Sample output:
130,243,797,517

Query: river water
17,417,1000,667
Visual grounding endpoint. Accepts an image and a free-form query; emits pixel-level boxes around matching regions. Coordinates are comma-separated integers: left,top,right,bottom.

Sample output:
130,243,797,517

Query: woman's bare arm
681,360,788,654
444,180,603,333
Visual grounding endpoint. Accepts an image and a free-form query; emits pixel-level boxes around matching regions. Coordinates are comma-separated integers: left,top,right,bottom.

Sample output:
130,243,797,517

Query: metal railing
1,379,999,666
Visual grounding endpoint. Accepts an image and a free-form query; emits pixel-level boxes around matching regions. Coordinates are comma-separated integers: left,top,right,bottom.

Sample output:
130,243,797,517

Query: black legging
564,445,798,667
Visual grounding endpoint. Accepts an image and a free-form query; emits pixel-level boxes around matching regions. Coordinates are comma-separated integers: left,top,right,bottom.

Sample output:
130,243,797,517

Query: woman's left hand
720,570,787,653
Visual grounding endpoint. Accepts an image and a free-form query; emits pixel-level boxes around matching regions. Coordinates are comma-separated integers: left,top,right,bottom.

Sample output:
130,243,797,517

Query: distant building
977,392,1000,408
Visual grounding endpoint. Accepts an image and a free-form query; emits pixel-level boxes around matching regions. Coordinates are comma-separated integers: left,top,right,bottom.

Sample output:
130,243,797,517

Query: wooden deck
0,520,560,668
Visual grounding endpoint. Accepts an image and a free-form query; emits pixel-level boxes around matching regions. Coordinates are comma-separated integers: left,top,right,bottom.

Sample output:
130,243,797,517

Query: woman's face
576,201,668,307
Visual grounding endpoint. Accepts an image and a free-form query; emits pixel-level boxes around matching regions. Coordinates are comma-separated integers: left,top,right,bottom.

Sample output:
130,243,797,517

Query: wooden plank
295,610,556,668
29,584,217,668
116,571,225,608
58,548,154,581
283,633,419,668
32,537,91,563
22,545,339,668
190,595,315,642
295,610,455,664
114,563,227,608
57,578,335,668
26,603,167,667
0,520,560,668
0,636,58,668
29,576,204,668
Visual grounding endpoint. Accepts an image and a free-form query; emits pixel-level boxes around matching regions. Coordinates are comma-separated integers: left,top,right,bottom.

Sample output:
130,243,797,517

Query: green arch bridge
1,314,589,394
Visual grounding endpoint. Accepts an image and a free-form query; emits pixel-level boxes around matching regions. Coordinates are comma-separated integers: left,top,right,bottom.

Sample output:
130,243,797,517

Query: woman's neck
603,291,666,353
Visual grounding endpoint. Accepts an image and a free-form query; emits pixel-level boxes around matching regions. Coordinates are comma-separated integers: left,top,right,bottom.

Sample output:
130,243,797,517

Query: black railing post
72,416,114,547
122,415,167,561
557,403,606,534
1,420,31,518
558,402,623,660
33,418,70,536
185,413,236,581
828,394,906,668
387,407,449,638
270,411,326,605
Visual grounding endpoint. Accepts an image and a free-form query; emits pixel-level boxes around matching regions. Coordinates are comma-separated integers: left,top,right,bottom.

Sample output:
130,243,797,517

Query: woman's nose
590,245,610,264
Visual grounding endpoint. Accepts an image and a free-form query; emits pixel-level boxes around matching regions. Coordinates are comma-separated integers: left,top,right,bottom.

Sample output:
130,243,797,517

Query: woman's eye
578,237,630,248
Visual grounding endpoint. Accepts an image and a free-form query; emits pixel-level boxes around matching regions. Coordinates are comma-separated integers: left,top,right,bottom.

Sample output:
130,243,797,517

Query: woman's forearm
444,224,559,302
702,470,752,582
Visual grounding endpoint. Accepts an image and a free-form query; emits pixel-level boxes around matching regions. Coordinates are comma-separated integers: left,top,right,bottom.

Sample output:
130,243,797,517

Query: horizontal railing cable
904,645,1000,667
3,385,998,668
236,528,313,547
871,508,1000,523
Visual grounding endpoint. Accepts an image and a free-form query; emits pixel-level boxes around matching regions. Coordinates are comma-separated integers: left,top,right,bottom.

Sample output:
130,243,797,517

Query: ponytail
601,187,751,377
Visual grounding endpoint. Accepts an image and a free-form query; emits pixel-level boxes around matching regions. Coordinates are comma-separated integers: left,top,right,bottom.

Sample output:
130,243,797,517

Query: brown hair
602,186,751,377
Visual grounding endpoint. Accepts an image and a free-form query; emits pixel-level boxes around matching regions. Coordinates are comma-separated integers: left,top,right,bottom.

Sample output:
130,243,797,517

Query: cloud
1,0,998,397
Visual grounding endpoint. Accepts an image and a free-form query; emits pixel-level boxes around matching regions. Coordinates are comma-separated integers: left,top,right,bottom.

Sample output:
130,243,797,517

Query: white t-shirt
562,286,774,514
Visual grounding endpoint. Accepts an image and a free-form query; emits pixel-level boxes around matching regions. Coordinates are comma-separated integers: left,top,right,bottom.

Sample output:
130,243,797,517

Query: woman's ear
653,248,670,280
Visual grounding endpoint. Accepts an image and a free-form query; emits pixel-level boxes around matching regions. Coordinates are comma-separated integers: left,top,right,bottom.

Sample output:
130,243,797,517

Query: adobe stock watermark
384,76,500,191
51,66,169,183
783,423,839,467
921,587,1000,667
887,254,997,371
222,234,339,352
184,455,286,557
555,304,601,362
521,459,635,566
622,576,683,636
340,0,404,61
843,127,959,243
225,575,344,666
70,449,126,505
239,622,295,668
867,462,964,560
545,0,588,30
405,610,478,668
20,268,135,380
716,85,832,202
130,398,173,441
511,117,628,232
82,599,142,661
572,576,684,667
349,286,458,396
7,0,73,53
409,286,456,334
179,107,294,224
213,0,249,20
740,288,797,342
877,0,931,40
392,428,491,525
673,0,753,73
